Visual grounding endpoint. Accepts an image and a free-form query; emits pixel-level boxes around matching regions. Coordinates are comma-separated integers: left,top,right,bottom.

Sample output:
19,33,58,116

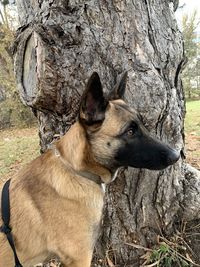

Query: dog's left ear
79,72,108,125
109,71,128,100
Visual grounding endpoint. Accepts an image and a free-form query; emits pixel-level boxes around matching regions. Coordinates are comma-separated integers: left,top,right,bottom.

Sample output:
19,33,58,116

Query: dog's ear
79,72,108,125
109,71,128,100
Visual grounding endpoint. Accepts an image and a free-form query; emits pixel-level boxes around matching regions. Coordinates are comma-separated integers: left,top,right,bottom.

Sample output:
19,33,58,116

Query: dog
0,72,180,267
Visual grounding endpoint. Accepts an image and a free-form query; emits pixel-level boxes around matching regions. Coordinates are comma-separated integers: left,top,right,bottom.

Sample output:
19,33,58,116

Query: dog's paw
43,258,62,267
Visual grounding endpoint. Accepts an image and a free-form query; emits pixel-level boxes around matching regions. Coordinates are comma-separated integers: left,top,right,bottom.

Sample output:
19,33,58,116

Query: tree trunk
14,0,200,266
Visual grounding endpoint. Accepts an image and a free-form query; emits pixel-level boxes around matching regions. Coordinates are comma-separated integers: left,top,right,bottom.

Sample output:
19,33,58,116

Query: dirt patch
185,133,200,170
0,127,38,139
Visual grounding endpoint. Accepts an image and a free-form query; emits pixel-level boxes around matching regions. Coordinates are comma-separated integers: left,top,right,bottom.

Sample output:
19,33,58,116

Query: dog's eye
125,123,138,137
126,128,135,136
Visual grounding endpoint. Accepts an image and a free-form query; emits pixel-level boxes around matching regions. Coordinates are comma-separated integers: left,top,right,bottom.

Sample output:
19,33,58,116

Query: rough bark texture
14,0,200,266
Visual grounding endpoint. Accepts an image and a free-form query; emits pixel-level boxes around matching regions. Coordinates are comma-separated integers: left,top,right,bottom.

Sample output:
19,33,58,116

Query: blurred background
0,0,36,129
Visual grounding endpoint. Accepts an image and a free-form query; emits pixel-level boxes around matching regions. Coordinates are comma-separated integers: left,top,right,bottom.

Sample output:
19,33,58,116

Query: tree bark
14,0,200,266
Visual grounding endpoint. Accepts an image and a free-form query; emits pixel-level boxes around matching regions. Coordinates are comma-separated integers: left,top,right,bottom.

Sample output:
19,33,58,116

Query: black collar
50,145,103,186
75,170,102,185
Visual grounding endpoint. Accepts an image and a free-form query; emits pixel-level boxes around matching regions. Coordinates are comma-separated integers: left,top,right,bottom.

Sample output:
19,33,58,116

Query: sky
176,0,200,30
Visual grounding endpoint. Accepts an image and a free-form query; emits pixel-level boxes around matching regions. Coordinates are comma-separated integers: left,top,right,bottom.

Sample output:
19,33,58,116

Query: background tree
13,0,200,266
181,10,200,99
0,0,35,128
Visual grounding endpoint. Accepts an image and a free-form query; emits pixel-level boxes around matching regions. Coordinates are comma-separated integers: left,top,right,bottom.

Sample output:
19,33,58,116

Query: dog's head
79,72,180,171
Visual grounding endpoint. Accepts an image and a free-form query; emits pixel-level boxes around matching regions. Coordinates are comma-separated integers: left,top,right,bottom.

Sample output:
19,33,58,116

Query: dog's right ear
109,71,128,100
79,72,108,125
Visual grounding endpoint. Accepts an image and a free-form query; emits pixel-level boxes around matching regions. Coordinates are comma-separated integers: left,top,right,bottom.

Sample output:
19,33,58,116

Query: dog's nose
168,148,180,164
161,148,180,166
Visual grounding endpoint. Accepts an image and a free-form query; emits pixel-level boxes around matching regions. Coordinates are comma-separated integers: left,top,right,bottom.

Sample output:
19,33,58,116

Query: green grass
0,128,39,178
184,100,200,169
185,100,200,136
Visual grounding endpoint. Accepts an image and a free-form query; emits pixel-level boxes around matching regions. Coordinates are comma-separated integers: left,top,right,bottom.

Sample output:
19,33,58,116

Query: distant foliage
182,10,200,99
0,1,36,129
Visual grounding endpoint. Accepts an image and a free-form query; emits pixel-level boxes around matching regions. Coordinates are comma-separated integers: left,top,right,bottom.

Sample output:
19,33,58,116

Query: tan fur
0,100,136,267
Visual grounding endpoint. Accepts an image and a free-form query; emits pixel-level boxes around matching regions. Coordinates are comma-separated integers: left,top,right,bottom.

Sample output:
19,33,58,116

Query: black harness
0,179,23,267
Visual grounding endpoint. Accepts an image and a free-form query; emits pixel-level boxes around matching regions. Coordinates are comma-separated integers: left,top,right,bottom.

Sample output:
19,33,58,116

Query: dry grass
0,127,40,181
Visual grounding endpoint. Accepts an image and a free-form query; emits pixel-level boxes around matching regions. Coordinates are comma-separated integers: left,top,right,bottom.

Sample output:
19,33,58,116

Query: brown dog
0,72,179,267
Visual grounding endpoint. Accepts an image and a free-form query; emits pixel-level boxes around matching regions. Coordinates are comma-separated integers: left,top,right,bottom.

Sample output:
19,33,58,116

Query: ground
0,100,199,267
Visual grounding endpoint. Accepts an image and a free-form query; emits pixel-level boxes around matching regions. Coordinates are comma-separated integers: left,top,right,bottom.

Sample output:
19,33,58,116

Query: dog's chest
41,185,104,232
